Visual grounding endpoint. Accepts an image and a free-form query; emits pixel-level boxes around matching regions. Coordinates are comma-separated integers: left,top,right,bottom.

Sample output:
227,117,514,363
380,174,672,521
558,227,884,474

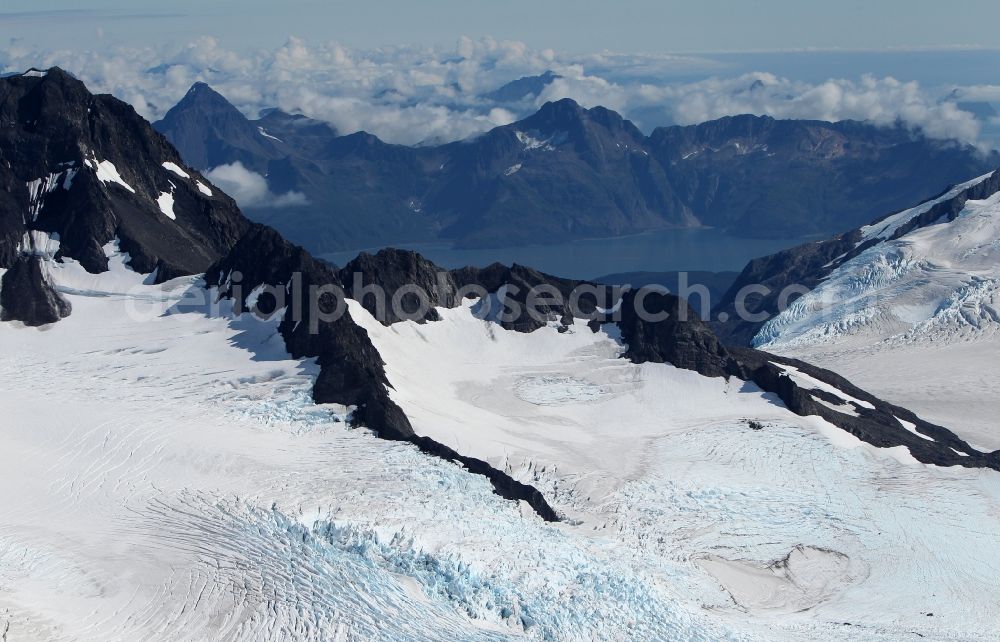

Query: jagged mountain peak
154,81,280,171
174,81,242,115
159,82,251,134
498,98,648,155
523,97,592,131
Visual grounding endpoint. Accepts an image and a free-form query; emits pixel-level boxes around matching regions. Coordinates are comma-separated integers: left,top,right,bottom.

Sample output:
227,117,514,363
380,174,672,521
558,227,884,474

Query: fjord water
323,228,806,280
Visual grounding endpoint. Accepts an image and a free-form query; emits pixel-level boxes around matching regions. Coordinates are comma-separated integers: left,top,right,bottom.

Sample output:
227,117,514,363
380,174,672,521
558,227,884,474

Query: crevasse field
2,245,1000,641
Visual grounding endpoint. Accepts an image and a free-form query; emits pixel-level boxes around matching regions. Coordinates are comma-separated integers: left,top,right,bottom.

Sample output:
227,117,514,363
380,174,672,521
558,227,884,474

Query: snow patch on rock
84,155,135,193
515,130,563,151
161,161,190,179
156,190,176,220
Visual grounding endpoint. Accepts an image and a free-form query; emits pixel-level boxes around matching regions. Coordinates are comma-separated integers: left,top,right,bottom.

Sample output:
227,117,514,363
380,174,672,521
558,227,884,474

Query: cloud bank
203,162,308,209
1,36,995,149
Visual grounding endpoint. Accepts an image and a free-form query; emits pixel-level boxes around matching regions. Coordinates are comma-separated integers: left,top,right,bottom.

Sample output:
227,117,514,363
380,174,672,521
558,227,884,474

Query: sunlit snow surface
1,252,1000,640
161,161,190,179
83,155,136,193
156,190,177,220
757,187,1000,449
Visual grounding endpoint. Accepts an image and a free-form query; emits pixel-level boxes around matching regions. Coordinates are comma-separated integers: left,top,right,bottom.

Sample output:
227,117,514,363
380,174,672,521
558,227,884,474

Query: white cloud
0,37,995,149
203,162,308,209
536,71,984,147
693,74,983,145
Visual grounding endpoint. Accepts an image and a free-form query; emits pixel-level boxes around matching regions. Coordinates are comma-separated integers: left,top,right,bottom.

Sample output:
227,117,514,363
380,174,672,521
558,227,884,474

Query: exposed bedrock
0,255,71,326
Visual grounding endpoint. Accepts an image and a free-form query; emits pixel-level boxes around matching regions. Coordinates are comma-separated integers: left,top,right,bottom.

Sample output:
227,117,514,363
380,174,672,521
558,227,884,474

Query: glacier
757,188,1000,450
1,245,1000,640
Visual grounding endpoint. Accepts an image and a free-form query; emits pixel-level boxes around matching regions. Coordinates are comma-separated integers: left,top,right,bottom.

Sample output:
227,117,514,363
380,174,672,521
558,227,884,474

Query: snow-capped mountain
754,171,1000,348
717,170,1000,448
0,68,248,324
4,68,1000,641
153,83,999,254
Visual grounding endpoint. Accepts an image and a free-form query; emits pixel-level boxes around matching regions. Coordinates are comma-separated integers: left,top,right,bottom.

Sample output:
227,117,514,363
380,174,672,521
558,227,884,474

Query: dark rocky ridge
452,262,610,333
617,290,739,379
713,169,1000,346
0,68,249,287
156,83,999,254
339,249,458,325
205,225,412,440
617,290,999,469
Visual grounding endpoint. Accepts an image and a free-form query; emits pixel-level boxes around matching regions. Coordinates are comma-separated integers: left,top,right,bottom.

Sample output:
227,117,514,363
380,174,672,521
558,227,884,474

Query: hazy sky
4,1,999,151
4,0,1000,53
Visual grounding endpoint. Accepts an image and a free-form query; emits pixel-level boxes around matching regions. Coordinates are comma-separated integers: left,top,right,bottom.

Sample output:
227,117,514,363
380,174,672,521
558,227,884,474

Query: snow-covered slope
756,174,1000,448
3,253,1000,641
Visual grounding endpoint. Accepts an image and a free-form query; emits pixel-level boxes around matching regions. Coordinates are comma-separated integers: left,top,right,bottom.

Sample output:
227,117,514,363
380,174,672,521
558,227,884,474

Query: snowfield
757,187,1000,450
2,249,1000,640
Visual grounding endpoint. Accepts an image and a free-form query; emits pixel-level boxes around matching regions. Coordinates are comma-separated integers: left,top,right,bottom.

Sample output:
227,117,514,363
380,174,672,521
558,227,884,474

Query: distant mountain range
154,83,1000,256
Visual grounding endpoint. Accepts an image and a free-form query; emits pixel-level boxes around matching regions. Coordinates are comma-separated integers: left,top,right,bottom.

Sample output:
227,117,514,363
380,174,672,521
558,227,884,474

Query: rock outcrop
0,256,71,326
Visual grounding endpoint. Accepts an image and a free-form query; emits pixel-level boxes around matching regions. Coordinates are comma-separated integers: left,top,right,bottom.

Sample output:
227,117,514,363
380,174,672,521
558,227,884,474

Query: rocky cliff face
0,68,248,287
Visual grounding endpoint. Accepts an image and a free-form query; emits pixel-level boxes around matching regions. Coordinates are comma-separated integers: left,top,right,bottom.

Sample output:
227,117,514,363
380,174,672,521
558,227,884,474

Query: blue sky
4,0,1000,53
